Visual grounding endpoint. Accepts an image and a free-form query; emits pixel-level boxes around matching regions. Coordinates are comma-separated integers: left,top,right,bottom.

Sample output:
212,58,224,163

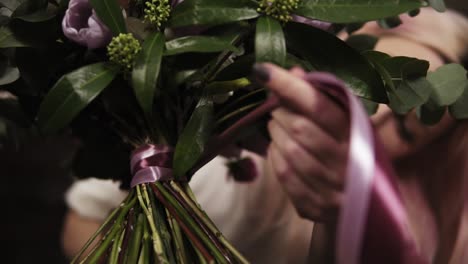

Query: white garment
65,154,313,264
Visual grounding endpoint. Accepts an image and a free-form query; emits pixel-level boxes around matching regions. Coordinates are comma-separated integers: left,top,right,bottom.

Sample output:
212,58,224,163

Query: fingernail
252,63,271,84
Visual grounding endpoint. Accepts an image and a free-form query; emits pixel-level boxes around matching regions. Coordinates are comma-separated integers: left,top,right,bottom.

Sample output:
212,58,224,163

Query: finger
268,144,326,220
268,120,344,189
289,66,306,78
271,107,348,168
253,63,349,141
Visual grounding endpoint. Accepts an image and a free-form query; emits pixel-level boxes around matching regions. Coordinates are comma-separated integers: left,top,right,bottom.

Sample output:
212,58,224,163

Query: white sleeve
65,178,129,221
190,153,313,264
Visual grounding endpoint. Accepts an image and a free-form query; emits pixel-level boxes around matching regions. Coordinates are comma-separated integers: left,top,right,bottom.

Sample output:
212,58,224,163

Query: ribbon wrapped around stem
130,144,174,187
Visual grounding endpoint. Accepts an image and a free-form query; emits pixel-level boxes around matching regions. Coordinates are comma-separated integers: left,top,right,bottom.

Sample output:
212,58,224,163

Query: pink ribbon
305,73,421,264
304,73,375,264
130,144,174,187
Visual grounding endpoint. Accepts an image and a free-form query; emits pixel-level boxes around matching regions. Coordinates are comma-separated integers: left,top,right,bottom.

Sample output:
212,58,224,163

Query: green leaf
1,6,13,19
449,82,468,119
0,26,29,48
286,22,387,102
345,34,378,52
38,63,119,133
59,0,71,10
0,0,23,11
0,66,19,85
416,64,468,124
373,56,431,114
426,64,467,106
15,8,56,22
255,16,286,67
164,35,239,56
215,54,255,81
90,0,126,35
428,0,446,12
417,101,445,125
284,53,315,71
11,0,47,17
204,78,250,95
379,56,426,84
363,51,395,94
360,98,378,115
380,56,429,83
401,58,430,79
362,50,391,64
388,78,433,114
168,0,259,27
295,0,425,23
132,32,165,117
377,16,402,29
173,97,214,179
126,17,149,40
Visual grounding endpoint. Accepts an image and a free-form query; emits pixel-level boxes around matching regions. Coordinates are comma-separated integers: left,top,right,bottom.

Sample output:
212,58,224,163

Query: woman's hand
254,63,350,222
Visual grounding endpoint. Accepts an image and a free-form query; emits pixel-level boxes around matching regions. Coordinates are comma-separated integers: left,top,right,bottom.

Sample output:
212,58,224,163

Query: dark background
0,136,75,264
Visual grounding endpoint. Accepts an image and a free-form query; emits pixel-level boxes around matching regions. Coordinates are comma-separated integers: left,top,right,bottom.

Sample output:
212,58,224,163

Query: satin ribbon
130,144,174,187
304,73,375,264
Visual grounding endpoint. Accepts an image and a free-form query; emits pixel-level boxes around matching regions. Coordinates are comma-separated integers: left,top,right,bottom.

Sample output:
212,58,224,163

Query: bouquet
1,0,468,263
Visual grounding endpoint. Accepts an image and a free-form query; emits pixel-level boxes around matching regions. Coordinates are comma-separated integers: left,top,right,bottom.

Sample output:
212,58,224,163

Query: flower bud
107,33,141,71
62,0,112,49
144,0,171,29
257,0,300,23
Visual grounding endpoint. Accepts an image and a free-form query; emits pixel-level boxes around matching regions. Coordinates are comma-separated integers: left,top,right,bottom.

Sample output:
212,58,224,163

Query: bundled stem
74,180,248,264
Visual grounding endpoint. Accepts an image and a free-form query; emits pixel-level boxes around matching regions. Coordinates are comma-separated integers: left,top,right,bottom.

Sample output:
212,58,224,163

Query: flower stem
147,184,177,263
149,184,214,263
192,95,279,174
136,184,168,263
156,183,228,263
125,213,145,264
203,29,251,83
71,192,134,264
82,196,137,264
118,208,135,264
109,227,126,264
174,182,249,264
215,101,263,128
139,218,152,264
167,211,189,264
164,182,233,263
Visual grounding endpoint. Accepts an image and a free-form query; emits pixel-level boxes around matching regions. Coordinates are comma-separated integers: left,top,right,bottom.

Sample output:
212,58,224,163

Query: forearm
62,211,102,258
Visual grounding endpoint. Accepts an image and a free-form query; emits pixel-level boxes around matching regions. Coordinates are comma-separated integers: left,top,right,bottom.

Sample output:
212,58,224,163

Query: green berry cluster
257,0,300,23
107,33,142,71
144,0,171,29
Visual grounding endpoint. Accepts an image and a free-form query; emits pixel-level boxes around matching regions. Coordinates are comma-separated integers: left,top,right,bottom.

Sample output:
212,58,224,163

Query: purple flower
62,0,112,49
